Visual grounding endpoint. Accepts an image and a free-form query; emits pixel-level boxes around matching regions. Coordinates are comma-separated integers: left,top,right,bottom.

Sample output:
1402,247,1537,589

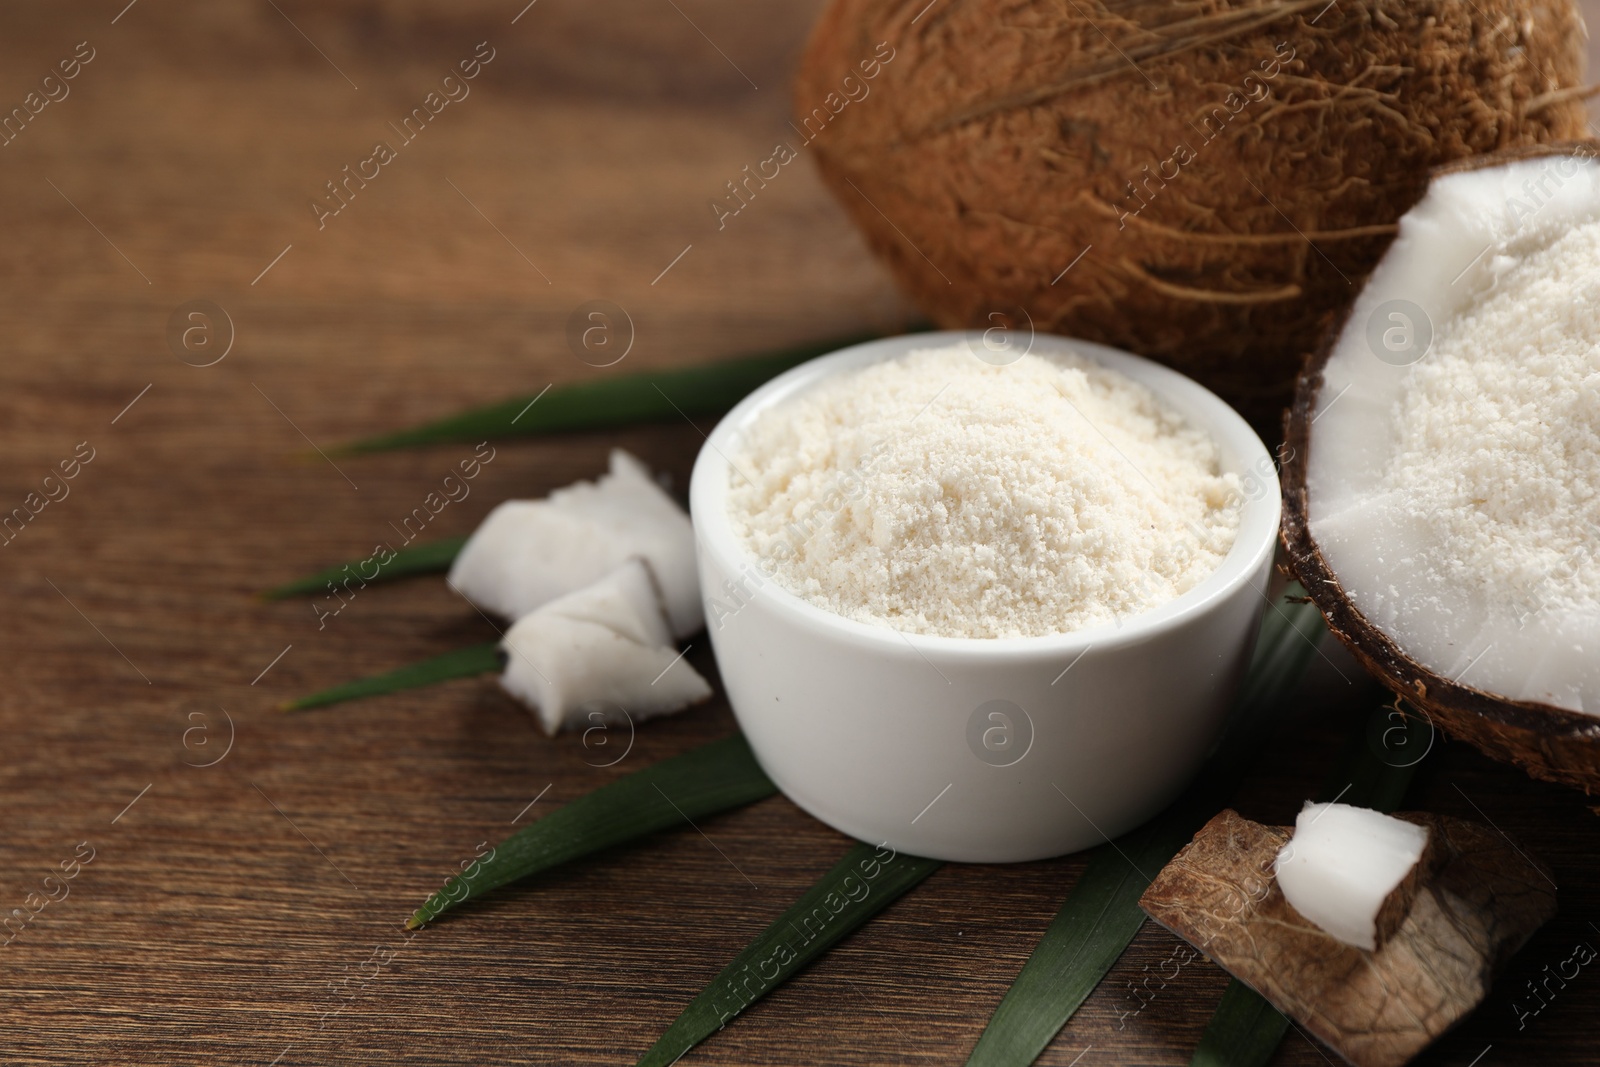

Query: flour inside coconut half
1306,149,1600,713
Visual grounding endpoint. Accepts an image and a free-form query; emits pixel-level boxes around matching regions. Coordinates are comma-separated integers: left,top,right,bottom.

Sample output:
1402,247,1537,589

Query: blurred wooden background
1,2,1598,1064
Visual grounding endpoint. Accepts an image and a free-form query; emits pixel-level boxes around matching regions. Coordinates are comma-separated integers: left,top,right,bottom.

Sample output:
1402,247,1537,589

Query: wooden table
2,3,1597,1064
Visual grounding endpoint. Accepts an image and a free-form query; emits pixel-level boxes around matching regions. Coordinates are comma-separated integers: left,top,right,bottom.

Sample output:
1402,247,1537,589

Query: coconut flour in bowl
726,344,1244,638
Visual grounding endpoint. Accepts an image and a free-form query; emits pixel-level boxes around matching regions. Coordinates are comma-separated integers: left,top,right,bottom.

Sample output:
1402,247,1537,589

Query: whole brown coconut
794,0,1590,428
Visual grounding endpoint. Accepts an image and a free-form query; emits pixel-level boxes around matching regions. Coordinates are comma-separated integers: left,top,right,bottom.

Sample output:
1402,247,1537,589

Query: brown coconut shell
1281,143,1600,793
795,0,1591,431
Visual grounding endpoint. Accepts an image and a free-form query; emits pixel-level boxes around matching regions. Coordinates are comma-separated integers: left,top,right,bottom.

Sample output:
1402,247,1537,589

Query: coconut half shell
1282,143,1600,792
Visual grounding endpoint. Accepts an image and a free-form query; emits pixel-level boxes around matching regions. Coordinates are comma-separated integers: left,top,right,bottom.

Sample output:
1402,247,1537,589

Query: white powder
1380,219,1600,618
727,345,1243,638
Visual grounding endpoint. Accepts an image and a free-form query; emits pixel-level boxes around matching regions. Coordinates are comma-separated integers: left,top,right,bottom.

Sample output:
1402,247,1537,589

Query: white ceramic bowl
689,331,1279,863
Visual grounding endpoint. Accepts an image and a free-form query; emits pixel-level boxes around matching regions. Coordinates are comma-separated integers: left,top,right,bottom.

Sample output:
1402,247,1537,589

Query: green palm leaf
261,535,467,600
1190,979,1290,1067
635,840,942,1067
406,735,778,929
337,330,901,454
281,641,500,712
963,588,1326,1067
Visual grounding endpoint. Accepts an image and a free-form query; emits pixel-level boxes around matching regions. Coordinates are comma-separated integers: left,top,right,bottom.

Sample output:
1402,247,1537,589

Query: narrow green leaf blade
407,734,778,929
966,824,1185,1067
635,841,942,1067
260,535,467,600
1190,979,1290,1067
964,589,1326,1067
1191,703,1431,1065
337,331,899,454
282,641,500,712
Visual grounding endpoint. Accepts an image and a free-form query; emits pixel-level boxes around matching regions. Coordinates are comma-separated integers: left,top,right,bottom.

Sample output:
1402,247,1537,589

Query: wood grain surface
2,3,1598,1065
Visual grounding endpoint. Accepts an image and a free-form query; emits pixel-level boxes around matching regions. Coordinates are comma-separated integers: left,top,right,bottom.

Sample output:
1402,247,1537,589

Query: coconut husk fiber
795,0,1590,431
1140,809,1556,1067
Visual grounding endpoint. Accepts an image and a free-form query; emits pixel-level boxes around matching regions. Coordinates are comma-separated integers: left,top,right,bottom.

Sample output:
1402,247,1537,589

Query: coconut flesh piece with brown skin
1283,144,1600,790
499,558,712,736
1274,802,1433,951
793,0,1588,430
1141,808,1555,1067
447,449,703,638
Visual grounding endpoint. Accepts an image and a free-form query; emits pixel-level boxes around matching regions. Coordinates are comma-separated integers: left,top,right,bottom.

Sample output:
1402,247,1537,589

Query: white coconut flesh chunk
499,559,712,736
1274,802,1430,951
447,449,703,637
1307,152,1600,713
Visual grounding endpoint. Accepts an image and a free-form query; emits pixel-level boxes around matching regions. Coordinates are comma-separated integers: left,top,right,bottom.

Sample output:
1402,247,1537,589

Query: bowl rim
689,329,1281,661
